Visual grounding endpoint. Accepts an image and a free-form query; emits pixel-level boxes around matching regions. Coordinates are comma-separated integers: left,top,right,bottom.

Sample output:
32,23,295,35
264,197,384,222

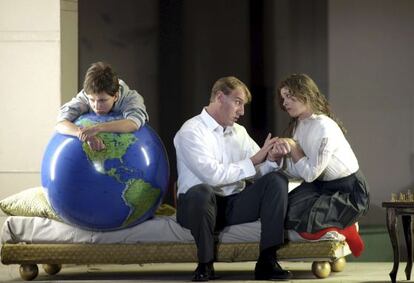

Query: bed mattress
1,215,262,244
1,214,348,245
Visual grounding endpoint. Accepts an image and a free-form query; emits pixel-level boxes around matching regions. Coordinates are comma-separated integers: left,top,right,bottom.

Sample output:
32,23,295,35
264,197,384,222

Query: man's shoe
254,260,292,280
192,262,218,282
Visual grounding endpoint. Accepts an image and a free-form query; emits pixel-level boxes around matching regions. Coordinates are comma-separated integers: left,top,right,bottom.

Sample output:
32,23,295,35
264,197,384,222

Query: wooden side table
382,202,414,283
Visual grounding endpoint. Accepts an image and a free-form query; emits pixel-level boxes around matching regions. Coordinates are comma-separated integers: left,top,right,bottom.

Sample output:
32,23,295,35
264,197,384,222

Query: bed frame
1,240,348,280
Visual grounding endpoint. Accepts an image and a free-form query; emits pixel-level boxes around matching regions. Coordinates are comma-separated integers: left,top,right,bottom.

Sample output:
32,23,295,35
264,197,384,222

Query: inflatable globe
41,113,170,231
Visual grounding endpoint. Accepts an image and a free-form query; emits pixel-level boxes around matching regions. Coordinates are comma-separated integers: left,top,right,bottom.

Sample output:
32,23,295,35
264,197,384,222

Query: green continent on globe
122,179,160,227
82,132,137,174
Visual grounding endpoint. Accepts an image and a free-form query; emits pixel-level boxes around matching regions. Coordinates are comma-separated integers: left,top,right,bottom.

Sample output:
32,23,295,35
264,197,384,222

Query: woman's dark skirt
285,170,370,233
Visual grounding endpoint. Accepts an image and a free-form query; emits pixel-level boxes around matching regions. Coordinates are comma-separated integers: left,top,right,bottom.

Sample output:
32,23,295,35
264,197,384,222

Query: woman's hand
276,138,305,163
267,138,291,162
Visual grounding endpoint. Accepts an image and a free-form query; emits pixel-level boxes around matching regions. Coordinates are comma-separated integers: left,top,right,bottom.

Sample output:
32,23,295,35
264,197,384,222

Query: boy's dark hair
83,62,119,96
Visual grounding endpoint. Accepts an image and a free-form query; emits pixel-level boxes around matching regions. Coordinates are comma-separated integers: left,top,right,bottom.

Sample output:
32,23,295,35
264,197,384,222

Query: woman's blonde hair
277,74,346,136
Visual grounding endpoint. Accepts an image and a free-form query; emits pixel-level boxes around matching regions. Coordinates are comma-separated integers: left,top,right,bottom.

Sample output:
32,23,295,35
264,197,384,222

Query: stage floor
0,261,403,282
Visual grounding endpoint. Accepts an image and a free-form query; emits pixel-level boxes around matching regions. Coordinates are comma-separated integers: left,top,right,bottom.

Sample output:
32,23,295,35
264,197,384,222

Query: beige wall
329,0,414,225
0,0,78,225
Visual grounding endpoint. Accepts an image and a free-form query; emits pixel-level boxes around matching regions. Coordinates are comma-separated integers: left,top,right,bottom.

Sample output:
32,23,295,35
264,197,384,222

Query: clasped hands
250,133,300,166
77,125,106,151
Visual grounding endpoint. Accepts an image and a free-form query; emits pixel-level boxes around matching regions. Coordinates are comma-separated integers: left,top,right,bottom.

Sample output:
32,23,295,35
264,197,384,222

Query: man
174,76,292,281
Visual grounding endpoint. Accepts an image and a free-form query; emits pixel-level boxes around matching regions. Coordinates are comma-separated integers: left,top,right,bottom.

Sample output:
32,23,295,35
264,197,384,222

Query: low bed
0,187,351,281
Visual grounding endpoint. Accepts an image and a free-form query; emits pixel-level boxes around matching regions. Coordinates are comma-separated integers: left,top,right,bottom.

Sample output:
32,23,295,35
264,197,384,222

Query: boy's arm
118,81,149,128
55,120,82,138
57,90,90,123
55,120,106,151
79,119,138,138
56,119,138,140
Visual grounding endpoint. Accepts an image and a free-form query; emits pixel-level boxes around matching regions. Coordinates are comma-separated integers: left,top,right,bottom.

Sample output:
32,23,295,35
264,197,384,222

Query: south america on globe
41,113,170,231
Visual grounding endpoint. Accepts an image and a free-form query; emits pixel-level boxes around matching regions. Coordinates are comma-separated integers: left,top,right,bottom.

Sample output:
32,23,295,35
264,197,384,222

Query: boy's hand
85,136,106,151
77,125,101,141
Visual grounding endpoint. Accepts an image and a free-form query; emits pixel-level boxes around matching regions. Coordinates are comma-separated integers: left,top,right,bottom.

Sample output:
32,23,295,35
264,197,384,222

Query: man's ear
216,91,224,103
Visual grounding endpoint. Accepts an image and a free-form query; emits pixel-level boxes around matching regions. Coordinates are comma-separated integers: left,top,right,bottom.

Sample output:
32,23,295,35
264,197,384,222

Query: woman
270,74,369,256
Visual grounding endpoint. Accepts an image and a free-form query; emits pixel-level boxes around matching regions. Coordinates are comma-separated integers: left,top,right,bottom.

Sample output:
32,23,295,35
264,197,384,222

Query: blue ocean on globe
41,113,170,231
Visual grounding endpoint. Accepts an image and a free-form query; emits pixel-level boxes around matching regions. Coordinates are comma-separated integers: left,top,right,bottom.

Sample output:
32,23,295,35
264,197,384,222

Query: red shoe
299,223,364,257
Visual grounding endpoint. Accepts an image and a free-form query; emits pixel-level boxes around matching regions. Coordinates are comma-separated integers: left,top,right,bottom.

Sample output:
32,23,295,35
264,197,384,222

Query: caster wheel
312,261,331,278
19,264,39,281
330,257,346,272
43,264,62,275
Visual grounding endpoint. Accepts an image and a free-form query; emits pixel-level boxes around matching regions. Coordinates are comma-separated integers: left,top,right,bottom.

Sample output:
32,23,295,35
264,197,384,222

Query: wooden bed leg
330,257,346,272
19,264,38,281
43,264,62,275
312,261,331,278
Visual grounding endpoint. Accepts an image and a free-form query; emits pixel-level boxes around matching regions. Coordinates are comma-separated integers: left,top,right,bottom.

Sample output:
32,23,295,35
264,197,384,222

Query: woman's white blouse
283,114,359,182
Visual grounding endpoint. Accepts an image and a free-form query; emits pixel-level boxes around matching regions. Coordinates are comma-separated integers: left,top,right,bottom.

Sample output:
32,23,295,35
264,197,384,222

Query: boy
56,62,148,151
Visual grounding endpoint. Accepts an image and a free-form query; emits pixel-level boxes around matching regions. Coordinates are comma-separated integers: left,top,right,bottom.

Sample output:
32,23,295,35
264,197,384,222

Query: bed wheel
43,264,62,275
330,257,346,272
311,261,331,278
19,264,39,281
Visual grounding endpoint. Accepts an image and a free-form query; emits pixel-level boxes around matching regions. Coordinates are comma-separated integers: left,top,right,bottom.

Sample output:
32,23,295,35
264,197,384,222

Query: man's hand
250,133,278,165
85,135,106,151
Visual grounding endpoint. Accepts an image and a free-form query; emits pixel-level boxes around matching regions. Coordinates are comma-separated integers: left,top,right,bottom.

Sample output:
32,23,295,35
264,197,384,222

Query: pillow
0,187,175,220
0,187,61,221
155,203,176,216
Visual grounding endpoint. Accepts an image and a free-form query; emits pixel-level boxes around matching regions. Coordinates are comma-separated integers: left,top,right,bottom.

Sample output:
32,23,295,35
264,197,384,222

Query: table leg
402,215,413,280
386,208,399,283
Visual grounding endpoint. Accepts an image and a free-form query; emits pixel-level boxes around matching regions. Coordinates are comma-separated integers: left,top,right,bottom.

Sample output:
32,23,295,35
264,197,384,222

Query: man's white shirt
174,108,277,196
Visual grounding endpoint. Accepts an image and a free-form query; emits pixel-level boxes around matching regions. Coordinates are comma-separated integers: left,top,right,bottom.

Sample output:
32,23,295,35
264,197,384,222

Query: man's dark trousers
176,172,289,263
